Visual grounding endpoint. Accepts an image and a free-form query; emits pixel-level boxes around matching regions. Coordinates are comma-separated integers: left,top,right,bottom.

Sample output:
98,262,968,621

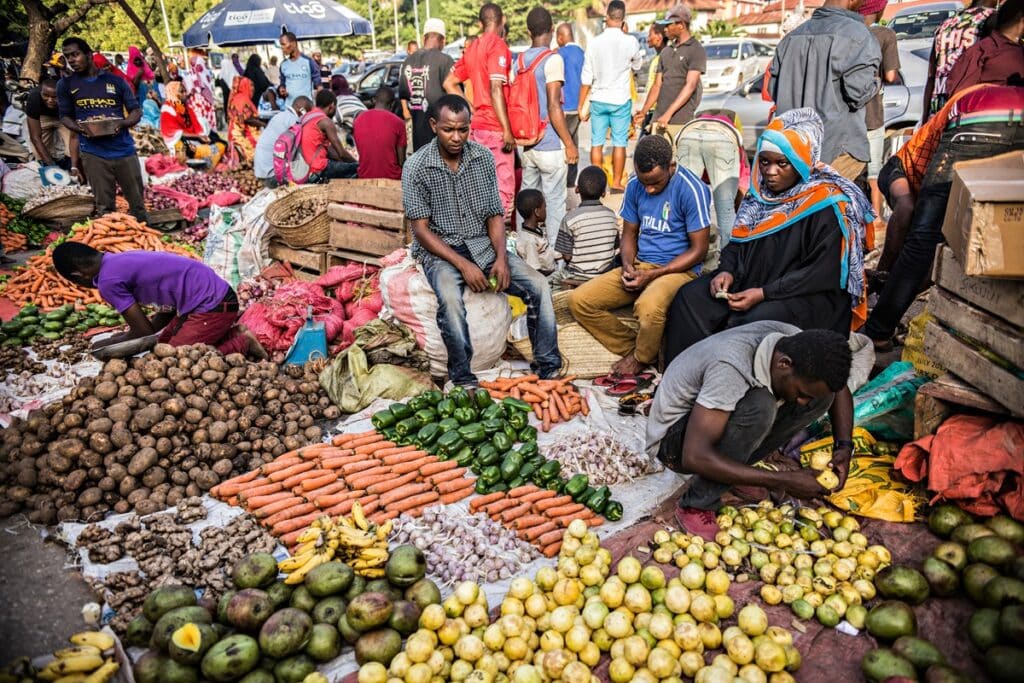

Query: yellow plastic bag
901,311,944,377
800,428,926,522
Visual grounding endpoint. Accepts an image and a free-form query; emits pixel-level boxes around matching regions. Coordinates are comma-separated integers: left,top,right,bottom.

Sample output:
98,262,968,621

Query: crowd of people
4,0,1023,533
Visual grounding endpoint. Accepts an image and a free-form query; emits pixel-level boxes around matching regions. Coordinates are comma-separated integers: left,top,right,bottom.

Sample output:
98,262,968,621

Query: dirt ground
0,516,97,665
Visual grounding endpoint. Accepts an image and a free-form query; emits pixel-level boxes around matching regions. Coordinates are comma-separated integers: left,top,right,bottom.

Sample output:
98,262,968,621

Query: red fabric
354,109,407,180
158,309,249,355
315,263,371,289
894,414,1024,520
300,112,331,174
451,31,512,132
205,190,244,207
238,281,347,360
946,32,1024,97
149,185,200,220
145,154,188,177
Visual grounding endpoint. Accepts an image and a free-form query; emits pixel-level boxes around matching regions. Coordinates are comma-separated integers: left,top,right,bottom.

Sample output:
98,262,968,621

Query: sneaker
674,506,720,541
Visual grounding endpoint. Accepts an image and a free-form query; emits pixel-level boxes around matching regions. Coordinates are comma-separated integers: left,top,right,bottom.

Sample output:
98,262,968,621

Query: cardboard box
941,151,1024,278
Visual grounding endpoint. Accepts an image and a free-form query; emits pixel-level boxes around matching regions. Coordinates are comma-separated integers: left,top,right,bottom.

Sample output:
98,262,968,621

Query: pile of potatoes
0,343,341,524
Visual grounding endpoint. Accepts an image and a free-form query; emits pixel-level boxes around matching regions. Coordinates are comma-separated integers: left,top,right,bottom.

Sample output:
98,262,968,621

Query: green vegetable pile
0,194,50,245
0,303,124,347
371,387,623,521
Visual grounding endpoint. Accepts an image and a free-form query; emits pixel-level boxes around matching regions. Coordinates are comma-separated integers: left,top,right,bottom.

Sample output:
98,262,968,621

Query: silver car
697,45,929,155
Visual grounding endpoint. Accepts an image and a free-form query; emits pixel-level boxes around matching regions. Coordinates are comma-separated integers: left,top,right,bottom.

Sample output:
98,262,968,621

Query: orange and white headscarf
732,108,873,320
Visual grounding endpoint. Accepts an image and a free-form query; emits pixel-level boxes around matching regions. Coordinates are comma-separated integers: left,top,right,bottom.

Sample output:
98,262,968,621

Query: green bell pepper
575,485,595,505
416,423,442,447
436,398,456,418
518,442,539,460
395,417,421,437
480,403,504,421
454,446,476,467
474,389,494,410
506,476,526,489
422,389,444,406
475,478,491,495
457,423,487,443
389,402,413,420
453,407,478,425
502,422,518,444
453,389,474,410
407,394,431,412
480,466,502,487
492,432,513,453
413,409,437,426
586,486,611,512
603,500,623,521
507,410,529,431
565,474,589,499
518,460,539,480
538,460,561,482
474,444,500,468
482,418,505,436
370,409,396,430
500,451,524,481
502,397,532,413
436,430,464,452
438,417,460,432
518,425,538,443
381,427,398,442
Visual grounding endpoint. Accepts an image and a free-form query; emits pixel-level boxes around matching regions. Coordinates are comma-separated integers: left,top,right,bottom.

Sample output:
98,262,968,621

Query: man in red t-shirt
444,2,515,214
353,87,407,180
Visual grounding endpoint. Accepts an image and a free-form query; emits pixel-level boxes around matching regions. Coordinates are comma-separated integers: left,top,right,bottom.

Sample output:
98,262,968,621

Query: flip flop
594,372,620,387
605,374,654,396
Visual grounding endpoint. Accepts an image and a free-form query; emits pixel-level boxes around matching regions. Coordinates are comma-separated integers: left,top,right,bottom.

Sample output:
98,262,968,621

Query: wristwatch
834,439,854,451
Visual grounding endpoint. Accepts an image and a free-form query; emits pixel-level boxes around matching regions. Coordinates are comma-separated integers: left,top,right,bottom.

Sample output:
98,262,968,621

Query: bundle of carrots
211,430,477,549
0,229,27,253
479,375,590,432
469,483,603,557
0,213,195,310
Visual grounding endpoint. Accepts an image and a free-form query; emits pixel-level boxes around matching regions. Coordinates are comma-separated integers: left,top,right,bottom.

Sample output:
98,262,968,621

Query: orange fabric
894,414,1024,520
895,83,991,195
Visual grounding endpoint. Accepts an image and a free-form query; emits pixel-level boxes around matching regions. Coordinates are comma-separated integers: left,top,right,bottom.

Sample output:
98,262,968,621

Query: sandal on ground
617,391,654,416
593,372,620,387
605,374,654,396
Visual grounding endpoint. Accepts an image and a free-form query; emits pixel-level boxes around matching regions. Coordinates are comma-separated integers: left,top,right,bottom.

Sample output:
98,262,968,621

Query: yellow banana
278,549,316,573
295,527,323,544
355,567,386,578
351,501,368,530
53,674,88,683
82,661,118,683
337,515,355,529
283,552,327,584
68,633,114,652
291,539,321,556
335,527,375,548
53,647,101,660
376,519,394,540
38,655,104,679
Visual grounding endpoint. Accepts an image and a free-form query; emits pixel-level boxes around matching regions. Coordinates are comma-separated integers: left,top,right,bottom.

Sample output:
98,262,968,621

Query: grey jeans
81,152,148,224
656,388,833,509
675,121,742,247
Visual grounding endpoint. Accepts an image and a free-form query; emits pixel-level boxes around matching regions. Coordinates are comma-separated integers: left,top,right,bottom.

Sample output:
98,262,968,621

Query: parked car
888,2,961,50
352,58,403,106
332,61,367,78
697,45,928,154
748,39,775,75
701,38,762,93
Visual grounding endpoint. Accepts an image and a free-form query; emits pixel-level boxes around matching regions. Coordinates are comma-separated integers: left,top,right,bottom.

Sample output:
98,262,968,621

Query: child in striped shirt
556,166,620,280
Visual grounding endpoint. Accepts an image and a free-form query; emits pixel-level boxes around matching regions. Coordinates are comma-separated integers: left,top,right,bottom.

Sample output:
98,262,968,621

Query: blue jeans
310,160,357,182
422,250,562,385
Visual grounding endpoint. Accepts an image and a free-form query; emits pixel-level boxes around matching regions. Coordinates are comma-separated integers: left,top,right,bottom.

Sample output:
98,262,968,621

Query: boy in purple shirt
52,242,266,358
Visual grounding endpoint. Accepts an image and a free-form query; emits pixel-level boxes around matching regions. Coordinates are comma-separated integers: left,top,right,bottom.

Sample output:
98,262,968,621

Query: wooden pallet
327,178,403,212
914,374,1010,439
923,320,1023,417
928,286,1023,369
932,246,1024,327
268,241,332,278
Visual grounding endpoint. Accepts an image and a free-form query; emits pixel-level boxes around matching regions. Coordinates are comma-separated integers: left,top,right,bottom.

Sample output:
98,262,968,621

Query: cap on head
656,4,693,25
423,17,446,37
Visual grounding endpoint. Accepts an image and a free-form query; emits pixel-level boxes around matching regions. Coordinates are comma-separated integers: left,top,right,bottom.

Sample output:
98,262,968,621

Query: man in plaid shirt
402,94,562,386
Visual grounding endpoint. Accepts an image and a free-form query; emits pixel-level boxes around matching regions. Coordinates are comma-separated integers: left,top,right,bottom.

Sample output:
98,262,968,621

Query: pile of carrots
0,213,195,310
0,229,27,253
470,484,603,557
211,430,477,548
479,375,590,432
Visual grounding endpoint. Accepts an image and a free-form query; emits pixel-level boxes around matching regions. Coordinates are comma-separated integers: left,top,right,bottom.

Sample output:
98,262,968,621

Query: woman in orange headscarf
663,108,873,363
226,77,265,167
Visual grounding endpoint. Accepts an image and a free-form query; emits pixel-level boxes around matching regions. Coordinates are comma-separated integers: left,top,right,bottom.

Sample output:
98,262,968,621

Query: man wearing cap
401,18,454,151
767,0,881,181
635,5,707,145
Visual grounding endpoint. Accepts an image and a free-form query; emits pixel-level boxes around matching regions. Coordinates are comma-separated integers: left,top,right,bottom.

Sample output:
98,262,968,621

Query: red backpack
272,109,327,185
508,49,554,145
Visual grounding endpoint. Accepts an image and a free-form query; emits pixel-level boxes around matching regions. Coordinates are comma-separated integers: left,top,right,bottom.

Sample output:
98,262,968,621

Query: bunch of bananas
278,501,393,583
33,632,119,683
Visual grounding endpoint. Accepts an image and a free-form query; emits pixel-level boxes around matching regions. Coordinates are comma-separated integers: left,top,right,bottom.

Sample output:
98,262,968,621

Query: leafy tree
22,0,117,81
696,20,745,39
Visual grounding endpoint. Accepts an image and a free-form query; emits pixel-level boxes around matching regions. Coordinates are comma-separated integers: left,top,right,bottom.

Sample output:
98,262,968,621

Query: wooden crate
327,203,405,232
268,240,331,277
914,374,1010,438
923,320,1023,417
327,249,384,268
932,246,1024,327
327,178,402,211
928,286,1024,369
329,221,407,257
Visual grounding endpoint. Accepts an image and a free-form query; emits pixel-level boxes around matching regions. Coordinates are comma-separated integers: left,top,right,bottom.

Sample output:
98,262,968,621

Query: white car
701,39,763,93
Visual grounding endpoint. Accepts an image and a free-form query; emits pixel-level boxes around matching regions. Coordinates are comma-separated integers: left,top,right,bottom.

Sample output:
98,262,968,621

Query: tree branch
54,0,117,33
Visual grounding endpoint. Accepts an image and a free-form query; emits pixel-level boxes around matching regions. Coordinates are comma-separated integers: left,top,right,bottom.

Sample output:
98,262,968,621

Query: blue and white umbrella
183,0,373,48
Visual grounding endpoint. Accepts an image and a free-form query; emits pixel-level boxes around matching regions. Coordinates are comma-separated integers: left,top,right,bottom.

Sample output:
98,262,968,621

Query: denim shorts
590,100,632,148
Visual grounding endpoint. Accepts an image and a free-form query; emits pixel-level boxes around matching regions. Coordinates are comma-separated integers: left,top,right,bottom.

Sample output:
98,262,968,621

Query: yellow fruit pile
35,631,120,683
647,502,892,628
278,502,392,583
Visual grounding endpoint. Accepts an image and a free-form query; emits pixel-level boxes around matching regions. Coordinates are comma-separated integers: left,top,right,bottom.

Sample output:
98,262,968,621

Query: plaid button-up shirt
402,139,505,269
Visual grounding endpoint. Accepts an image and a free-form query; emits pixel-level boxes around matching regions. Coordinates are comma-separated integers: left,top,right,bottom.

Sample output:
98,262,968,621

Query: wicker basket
511,320,638,379
265,184,332,247
23,194,95,222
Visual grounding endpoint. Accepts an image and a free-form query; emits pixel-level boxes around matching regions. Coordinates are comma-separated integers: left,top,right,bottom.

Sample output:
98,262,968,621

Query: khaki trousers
830,152,867,181
567,263,696,365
